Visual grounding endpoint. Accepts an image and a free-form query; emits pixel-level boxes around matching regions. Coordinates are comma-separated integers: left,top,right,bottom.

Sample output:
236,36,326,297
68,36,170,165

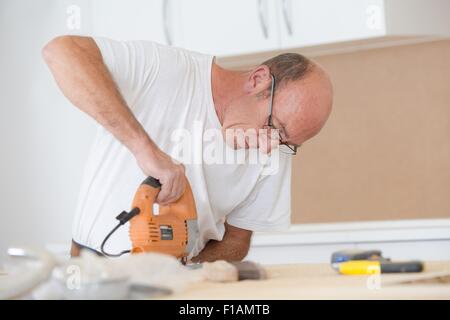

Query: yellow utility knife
338,260,424,275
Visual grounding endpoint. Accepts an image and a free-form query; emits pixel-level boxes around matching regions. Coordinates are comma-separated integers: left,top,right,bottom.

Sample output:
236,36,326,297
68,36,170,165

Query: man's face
221,89,276,154
221,64,333,154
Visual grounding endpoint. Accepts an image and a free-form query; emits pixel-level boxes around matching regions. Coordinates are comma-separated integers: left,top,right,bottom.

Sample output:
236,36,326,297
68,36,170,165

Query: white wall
0,0,96,262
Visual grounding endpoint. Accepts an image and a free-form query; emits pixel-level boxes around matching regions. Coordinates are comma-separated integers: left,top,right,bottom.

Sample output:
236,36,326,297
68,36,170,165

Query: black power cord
100,207,140,257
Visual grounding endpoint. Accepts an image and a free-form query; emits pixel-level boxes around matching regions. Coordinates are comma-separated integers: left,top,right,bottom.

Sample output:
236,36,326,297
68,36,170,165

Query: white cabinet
179,0,450,57
90,0,450,59
279,0,386,48
91,0,179,44
279,0,450,50
381,0,450,37
178,0,280,56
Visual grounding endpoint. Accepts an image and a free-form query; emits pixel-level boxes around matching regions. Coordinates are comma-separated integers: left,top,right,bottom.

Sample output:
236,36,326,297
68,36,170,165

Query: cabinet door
279,0,386,48
178,0,279,57
91,0,174,44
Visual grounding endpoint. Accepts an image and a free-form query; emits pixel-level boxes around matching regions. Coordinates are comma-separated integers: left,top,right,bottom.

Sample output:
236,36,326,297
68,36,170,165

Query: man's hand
191,222,253,263
135,145,186,205
43,35,185,204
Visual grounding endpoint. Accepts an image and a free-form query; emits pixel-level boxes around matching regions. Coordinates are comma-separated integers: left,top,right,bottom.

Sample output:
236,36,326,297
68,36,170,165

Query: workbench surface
167,262,450,299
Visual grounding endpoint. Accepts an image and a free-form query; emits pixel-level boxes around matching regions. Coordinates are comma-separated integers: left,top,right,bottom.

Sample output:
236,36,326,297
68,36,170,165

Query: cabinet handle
282,0,293,36
162,0,172,45
257,0,269,39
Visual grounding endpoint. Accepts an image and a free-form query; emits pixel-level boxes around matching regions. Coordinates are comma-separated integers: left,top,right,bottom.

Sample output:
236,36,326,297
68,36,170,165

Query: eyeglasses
266,74,300,155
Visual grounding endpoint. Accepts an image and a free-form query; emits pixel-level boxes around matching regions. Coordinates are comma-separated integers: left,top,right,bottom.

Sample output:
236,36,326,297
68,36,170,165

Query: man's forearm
42,35,154,157
192,223,252,263
191,239,245,262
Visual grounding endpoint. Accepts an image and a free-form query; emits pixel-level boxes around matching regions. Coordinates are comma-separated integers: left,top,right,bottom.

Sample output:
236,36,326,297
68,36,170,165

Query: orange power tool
100,176,199,261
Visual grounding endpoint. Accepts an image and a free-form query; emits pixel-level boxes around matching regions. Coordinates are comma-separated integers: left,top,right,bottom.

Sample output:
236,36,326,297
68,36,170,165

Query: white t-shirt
72,37,292,258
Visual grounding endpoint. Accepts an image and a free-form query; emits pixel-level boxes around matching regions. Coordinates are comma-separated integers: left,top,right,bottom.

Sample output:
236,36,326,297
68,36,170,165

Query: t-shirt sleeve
226,155,292,232
93,37,160,112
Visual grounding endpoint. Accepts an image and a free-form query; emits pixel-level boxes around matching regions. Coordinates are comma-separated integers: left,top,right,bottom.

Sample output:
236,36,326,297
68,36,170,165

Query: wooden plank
166,261,450,300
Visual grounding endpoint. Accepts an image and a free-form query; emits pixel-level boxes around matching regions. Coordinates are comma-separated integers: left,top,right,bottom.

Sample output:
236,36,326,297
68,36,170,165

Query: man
43,35,333,262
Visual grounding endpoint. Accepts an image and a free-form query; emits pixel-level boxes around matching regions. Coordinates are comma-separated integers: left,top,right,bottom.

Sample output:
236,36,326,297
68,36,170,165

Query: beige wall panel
292,40,450,223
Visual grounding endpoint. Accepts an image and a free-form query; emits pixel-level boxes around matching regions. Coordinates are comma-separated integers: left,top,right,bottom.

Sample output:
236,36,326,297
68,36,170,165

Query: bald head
283,62,333,144
268,59,333,146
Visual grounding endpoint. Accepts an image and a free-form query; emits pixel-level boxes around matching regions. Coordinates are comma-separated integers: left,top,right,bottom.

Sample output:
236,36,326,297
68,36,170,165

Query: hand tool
337,260,424,275
188,260,267,282
230,261,267,280
100,176,198,262
331,249,423,275
331,249,383,270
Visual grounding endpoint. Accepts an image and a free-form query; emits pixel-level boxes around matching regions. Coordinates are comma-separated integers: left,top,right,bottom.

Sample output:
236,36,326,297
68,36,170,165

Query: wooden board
166,262,450,300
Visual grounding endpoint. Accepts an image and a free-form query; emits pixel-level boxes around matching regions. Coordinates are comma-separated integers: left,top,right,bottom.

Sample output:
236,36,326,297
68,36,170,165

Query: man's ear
244,65,271,94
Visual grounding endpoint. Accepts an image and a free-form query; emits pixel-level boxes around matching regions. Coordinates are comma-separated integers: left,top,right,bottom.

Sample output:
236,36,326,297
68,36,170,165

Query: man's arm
42,36,184,204
191,222,252,262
